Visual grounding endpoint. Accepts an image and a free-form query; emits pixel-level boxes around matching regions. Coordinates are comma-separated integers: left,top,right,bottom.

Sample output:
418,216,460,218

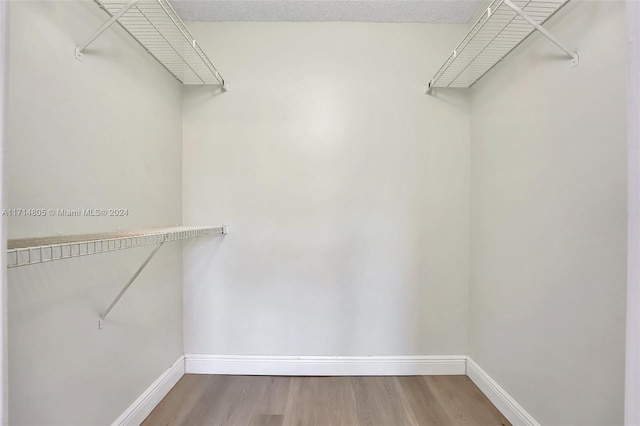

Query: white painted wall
0,0,7,423
5,1,184,424
626,0,640,424
4,1,631,423
469,1,628,425
182,22,470,357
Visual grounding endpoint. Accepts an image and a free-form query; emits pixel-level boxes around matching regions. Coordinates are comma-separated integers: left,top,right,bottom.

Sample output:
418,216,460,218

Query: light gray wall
626,1,640,424
469,1,627,424
5,2,629,423
5,1,183,424
182,22,470,356
0,0,6,423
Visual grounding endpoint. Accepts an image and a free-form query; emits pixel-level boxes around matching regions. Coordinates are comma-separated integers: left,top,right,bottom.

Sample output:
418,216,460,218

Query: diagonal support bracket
503,0,579,67
98,240,165,330
75,0,140,61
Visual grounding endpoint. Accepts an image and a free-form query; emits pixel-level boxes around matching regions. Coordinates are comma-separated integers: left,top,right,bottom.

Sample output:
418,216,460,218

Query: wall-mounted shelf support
98,241,164,330
503,0,578,66
75,0,140,60
75,0,227,88
426,0,576,95
7,226,227,328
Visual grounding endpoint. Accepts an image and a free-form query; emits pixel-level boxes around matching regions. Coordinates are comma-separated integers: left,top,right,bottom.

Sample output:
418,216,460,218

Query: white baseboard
184,354,466,376
466,357,540,426
112,355,185,426
111,354,537,426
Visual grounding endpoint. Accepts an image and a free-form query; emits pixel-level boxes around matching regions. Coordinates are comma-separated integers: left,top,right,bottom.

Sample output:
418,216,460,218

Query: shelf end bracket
425,79,434,95
503,0,579,66
76,0,140,61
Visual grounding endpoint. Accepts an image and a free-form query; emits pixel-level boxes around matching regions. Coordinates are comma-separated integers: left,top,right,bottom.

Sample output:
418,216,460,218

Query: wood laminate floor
143,375,511,426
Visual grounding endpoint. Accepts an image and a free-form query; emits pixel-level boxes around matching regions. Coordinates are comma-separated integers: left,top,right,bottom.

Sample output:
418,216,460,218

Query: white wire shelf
77,0,226,86
427,0,575,91
7,225,226,269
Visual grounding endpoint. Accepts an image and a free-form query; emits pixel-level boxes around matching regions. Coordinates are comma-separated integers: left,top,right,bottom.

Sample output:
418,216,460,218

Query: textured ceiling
170,0,485,23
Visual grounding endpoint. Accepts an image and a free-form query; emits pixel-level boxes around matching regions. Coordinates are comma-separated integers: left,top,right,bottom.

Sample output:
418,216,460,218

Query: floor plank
396,376,453,425
425,376,510,426
143,375,511,426
142,374,213,426
249,377,291,426
283,377,357,426
349,377,415,426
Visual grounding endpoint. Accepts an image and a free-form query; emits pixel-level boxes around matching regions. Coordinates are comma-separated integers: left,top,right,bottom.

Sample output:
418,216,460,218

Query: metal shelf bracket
75,0,226,86
98,240,164,330
503,0,579,66
75,0,140,61
10,226,226,330
426,79,434,95
80,225,228,329
425,0,577,94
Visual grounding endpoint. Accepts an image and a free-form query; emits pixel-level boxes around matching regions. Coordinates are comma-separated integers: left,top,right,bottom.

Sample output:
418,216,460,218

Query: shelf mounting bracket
503,0,579,66
75,0,140,60
426,79,434,95
98,240,164,330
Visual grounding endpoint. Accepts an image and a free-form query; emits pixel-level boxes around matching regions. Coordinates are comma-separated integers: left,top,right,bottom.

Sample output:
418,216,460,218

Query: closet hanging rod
426,0,577,94
76,0,227,88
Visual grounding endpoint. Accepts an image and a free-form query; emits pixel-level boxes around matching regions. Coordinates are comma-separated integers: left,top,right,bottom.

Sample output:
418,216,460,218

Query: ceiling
170,0,485,24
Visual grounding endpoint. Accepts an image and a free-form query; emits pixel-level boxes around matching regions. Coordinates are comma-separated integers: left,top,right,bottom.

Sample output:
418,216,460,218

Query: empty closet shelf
76,0,226,87
7,225,227,268
427,0,576,92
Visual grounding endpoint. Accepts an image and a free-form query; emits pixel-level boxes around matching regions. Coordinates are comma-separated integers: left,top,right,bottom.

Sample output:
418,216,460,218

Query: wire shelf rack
78,0,225,86
427,0,573,91
7,226,226,268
